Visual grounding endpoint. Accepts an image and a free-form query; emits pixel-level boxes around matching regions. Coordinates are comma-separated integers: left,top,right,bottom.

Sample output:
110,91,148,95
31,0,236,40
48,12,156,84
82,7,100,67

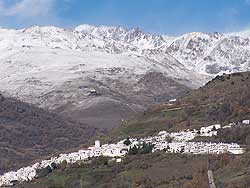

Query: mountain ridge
0,24,250,129
2,24,250,75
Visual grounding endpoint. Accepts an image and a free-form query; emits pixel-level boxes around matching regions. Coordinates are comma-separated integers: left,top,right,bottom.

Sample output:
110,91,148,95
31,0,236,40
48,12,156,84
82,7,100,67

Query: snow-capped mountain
166,31,250,74
0,24,250,129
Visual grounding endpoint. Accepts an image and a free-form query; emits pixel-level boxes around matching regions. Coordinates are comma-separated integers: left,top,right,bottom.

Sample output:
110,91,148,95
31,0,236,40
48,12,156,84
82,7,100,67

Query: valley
1,25,250,130
1,70,250,188
1,24,250,188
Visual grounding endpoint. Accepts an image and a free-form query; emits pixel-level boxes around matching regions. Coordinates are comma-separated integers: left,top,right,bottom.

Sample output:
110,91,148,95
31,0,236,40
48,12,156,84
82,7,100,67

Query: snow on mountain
74,24,167,52
226,30,250,38
0,24,250,129
74,24,250,75
166,31,250,75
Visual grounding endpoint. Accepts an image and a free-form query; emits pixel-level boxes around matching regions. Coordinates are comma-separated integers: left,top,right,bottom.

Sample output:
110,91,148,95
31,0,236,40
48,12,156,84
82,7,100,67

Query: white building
95,140,101,148
0,123,245,187
242,120,250,125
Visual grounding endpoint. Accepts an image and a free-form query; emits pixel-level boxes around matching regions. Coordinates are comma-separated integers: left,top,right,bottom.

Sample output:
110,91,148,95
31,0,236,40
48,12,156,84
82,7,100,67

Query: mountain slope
12,72,250,188
0,94,97,174
0,25,250,130
109,71,250,140
15,153,209,188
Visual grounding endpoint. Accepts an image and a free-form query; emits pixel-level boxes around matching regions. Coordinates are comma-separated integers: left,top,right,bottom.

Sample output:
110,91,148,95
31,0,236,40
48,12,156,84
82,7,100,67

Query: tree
124,138,131,146
36,166,53,178
128,145,139,155
50,162,57,170
128,143,154,155
139,143,154,154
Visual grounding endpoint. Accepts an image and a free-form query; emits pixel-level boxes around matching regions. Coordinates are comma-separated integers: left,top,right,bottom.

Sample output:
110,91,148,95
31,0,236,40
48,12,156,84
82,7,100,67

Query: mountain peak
22,25,67,34
74,24,99,32
74,24,127,34
226,30,250,38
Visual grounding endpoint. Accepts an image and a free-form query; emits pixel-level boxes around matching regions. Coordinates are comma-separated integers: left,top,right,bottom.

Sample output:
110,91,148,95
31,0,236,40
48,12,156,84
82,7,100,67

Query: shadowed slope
0,94,98,174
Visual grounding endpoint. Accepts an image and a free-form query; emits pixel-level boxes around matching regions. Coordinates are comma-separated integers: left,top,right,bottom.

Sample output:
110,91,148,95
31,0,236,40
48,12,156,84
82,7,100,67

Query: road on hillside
208,170,216,188
207,158,216,188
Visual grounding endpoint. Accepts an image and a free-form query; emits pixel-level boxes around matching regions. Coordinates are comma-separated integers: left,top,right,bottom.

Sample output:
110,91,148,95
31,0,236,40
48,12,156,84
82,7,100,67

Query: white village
0,120,249,187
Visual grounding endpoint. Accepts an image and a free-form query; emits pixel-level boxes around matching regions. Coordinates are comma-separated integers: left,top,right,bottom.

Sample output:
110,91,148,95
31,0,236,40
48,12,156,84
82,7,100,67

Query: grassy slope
107,72,250,141
15,152,209,188
15,152,250,188
213,151,250,188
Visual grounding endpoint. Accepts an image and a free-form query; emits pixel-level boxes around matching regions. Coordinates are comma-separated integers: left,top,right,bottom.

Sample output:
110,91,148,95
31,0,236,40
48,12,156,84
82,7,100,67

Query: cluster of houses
0,140,131,187
0,121,248,187
168,142,243,154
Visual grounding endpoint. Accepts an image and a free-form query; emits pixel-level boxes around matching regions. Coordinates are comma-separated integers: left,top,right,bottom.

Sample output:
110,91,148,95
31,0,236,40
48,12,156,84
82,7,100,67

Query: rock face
0,25,250,129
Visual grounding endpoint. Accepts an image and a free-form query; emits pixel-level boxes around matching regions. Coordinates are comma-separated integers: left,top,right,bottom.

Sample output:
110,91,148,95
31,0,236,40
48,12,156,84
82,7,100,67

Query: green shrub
124,138,131,146
128,143,154,155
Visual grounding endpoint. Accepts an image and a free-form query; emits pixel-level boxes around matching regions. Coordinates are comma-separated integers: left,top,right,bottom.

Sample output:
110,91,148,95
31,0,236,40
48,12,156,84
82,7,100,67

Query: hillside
14,153,209,188
0,94,98,174
1,25,250,130
15,152,250,188
108,71,250,140
7,71,250,188
213,151,250,188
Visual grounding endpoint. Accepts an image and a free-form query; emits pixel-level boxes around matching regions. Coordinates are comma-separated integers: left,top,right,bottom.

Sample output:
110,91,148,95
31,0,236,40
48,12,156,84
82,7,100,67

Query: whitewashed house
242,120,250,125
